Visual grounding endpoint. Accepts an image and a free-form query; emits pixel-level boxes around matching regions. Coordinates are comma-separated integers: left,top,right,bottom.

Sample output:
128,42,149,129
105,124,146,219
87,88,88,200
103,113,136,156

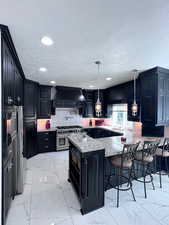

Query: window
111,104,133,129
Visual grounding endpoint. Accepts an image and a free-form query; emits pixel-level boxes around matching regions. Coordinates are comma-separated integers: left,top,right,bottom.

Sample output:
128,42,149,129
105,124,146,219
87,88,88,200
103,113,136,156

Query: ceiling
0,0,169,89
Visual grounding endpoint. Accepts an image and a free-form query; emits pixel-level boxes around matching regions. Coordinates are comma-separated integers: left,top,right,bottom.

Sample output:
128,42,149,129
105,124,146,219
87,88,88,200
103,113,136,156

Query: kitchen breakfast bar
68,128,165,215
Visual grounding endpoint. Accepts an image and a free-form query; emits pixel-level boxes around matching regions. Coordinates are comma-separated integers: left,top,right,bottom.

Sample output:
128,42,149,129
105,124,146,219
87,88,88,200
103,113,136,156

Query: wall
51,108,83,127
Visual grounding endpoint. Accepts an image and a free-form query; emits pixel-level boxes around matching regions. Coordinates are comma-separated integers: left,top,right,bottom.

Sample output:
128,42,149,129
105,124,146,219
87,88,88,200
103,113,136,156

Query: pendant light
95,61,102,117
79,89,85,101
131,69,138,116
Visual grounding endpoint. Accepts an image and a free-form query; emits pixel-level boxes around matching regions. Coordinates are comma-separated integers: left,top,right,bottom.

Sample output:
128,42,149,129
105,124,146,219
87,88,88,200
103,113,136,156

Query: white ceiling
1,0,169,88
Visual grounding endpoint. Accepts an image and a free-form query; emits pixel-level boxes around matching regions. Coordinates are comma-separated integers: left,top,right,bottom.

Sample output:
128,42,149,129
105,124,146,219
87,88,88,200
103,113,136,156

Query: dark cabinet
24,80,38,158
24,79,38,119
39,85,51,98
82,90,94,118
37,131,56,153
24,119,37,158
38,99,51,118
2,37,24,107
69,143,105,215
2,38,15,106
139,67,169,126
38,85,51,119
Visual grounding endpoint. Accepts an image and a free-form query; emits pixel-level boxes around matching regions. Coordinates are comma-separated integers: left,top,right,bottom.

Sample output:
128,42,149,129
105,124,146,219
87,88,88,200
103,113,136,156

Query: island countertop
68,131,163,157
68,133,104,153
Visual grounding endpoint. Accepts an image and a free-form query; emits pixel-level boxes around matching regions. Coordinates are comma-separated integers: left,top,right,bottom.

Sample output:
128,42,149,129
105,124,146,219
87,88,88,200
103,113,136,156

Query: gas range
56,126,82,151
56,126,82,134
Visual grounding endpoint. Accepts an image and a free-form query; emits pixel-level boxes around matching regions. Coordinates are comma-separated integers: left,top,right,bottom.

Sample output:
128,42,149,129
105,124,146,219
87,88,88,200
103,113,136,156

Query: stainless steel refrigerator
16,106,27,194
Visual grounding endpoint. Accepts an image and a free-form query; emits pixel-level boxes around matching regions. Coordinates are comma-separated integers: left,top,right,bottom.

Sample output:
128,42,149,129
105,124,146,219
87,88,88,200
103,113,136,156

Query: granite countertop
68,133,104,153
37,128,57,133
68,131,163,157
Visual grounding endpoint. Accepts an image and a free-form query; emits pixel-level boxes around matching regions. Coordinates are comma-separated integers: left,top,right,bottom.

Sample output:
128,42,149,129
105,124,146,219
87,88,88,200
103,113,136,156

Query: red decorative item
46,120,50,129
121,137,126,143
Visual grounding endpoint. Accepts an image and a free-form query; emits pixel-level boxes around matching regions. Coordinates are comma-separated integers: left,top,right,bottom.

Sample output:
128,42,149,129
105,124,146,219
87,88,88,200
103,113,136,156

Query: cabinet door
140,75,156,124
39,86,51,99
157,74,166,125
2,40,14,105
165,78,169,125
38,99,51,118
24,80,38,118
83,102,94,118
81,151,104,214
24,120,37,158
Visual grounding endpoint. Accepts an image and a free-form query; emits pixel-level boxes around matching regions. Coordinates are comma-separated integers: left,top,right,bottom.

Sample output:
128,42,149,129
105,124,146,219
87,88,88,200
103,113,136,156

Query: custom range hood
53,86,84,108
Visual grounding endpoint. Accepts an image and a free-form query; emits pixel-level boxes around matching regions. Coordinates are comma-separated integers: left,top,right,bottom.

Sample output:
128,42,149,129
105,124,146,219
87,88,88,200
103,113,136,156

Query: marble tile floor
6,151,169,225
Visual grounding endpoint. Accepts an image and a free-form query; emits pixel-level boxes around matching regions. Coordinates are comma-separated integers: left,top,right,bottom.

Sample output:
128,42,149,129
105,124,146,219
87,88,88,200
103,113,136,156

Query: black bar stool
105,142,140,208
133,140,160,198
155,138,169,188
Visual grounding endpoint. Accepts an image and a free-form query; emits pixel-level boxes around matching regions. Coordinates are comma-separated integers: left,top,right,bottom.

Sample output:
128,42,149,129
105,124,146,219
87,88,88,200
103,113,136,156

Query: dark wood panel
24,119,37,158
24,79,38,118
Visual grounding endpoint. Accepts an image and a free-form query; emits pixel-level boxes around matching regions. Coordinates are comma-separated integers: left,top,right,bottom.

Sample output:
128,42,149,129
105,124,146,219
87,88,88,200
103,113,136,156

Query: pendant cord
97,63,100,100
134,71,136,104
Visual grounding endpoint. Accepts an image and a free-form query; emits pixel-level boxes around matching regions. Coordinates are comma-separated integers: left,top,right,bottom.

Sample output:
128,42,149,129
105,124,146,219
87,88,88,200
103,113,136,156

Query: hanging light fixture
79,89,85,101
131,69,138,116
95,61,102,117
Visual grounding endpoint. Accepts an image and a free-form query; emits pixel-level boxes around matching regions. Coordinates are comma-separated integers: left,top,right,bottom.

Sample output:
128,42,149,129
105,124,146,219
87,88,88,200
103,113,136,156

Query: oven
56,126,82,151
57,133,69,151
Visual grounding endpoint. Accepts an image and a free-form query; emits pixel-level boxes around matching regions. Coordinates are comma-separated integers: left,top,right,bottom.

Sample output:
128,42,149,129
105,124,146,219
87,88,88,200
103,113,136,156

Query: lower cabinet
37,131,56,153
69,143,105,214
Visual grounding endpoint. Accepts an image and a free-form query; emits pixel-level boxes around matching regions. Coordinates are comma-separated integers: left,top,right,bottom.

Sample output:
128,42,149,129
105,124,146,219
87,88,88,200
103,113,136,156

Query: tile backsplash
51,108,83,127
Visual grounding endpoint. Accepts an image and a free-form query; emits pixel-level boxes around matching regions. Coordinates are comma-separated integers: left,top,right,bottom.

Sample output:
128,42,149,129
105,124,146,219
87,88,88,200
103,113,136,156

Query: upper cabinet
2,36,24,106
38,85,51,119
82,90,94,118
24,79,38,119
139,67,169,126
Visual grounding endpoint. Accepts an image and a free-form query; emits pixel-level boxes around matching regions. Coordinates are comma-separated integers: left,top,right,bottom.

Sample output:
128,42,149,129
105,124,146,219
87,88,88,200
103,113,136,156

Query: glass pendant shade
131,102,138,116
79,89,85,101
95,97,102,117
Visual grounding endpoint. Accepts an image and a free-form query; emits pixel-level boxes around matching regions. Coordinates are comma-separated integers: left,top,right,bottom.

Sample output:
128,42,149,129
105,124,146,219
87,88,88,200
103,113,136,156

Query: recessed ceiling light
39,67,47,72
89,85,95,88
41,36,54,46
106,77,112,81
50,81,56,84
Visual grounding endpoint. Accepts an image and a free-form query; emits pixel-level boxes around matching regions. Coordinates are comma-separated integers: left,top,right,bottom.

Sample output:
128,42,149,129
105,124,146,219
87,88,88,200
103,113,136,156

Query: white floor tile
6,151,169,225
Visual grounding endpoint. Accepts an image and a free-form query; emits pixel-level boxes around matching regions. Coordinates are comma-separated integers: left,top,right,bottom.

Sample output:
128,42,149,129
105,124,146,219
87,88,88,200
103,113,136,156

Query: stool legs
117,168,120,208
143,163,147,198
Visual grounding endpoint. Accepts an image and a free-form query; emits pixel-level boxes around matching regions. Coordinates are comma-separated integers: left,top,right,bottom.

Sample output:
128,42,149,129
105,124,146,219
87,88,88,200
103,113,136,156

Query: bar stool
155,138,169,188
105,142,140,208
133,140,159,198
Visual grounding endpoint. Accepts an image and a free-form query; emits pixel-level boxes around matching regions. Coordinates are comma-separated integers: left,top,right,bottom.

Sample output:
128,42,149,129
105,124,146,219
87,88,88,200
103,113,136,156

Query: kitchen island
68,131,163,215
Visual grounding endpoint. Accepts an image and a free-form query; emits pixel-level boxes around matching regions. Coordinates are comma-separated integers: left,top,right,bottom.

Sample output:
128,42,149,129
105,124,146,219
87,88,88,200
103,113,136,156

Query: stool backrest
143,140,160,157
163,138,169,152
122,142,140,161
